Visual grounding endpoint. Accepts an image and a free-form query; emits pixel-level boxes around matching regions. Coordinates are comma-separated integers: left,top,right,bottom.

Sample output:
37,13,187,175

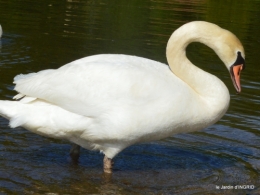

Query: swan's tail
0,100,24,128
0,98,92,142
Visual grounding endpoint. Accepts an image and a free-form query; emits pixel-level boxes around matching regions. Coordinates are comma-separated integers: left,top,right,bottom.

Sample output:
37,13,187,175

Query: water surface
0,0,259,194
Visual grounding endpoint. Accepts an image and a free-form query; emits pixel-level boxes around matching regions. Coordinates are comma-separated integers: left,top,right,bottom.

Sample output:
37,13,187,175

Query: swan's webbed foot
70,144,80,162
103,156,113,174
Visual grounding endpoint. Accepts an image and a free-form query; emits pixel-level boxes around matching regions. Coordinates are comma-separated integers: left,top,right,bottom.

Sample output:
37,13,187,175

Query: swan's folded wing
13,54,175,118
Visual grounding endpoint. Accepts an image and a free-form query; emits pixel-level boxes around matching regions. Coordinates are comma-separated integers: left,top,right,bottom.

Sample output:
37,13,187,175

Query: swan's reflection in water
11,141,258,194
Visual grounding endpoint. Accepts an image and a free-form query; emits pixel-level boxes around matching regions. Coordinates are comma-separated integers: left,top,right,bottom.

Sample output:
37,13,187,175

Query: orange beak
230,64,243,93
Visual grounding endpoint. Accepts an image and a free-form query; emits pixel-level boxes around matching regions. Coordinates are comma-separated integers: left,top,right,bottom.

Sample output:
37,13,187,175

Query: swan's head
167,21,245,93
212,28,245,93
229,51,245,93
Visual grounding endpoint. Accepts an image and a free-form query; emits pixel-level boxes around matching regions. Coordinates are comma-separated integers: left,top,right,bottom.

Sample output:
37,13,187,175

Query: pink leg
103,156,113,174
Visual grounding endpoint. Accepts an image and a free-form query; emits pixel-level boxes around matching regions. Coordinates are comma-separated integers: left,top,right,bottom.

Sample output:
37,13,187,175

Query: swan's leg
103,156,113,174
70,144,81,161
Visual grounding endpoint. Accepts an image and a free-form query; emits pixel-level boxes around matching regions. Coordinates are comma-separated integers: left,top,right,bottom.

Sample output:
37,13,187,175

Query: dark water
0,0,259,194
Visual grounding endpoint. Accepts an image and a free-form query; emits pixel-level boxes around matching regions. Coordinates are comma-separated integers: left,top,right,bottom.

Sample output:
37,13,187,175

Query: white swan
0,21,245,173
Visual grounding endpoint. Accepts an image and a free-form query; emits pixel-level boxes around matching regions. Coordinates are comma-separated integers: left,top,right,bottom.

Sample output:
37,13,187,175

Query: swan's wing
14,54,177,117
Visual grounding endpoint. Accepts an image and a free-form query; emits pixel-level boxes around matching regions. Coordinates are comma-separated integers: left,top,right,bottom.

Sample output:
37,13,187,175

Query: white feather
13,93,25,100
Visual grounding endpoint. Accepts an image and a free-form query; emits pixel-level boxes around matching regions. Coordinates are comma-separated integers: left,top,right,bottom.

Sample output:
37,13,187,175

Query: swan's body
0,21,245,173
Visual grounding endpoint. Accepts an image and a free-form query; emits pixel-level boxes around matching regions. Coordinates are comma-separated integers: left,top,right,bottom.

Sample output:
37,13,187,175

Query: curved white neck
166,22,230,122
